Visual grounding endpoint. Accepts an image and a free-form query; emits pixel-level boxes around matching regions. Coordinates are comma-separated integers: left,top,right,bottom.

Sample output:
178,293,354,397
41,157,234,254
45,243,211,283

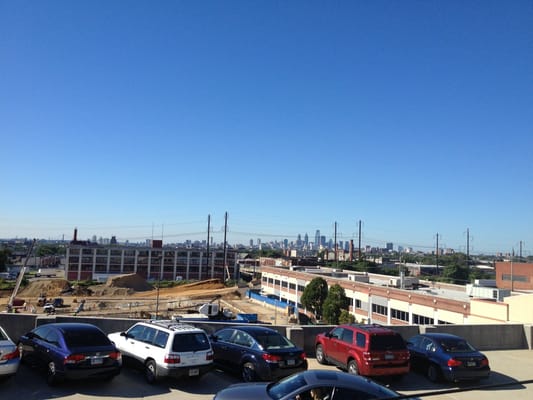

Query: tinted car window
330,327,343,339
439,338,475,352
63,327,111,347
172,332,210,352
215,329,234,342
126,324,146,340
408,335,423,348
153,330,169,348
140,327,157,344
356,332,366,347
267,373,307,400
420,337,435,351
369,334,406,351
233,331,254,347
45,330,61,347
332,385,398,400
33,325,51,340
254,332,293,350
341,329,353,344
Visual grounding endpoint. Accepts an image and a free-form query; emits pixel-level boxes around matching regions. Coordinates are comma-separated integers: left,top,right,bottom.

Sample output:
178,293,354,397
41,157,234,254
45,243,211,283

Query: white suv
108,320,213,383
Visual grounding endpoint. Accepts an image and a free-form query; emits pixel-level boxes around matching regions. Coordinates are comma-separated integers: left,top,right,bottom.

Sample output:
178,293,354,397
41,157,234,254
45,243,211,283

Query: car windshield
172,332,210,352
370,334,406,351
254,332,294,350
439,338,476,353
63,328,111,347
267,373,307,399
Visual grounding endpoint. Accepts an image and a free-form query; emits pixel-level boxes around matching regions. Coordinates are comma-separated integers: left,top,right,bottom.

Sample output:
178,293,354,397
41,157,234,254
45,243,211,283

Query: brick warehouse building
495,261,533,291
65,242,238,282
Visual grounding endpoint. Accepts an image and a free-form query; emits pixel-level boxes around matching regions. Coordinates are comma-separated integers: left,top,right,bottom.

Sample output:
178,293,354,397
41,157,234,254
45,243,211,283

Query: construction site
0,274,286,324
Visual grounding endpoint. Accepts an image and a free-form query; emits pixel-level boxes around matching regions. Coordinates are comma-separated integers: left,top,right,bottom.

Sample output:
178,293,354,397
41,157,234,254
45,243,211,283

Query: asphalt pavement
0,349,531,400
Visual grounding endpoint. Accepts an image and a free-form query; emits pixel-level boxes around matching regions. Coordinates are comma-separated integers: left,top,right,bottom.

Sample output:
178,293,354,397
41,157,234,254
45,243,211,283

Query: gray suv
108,320,213,383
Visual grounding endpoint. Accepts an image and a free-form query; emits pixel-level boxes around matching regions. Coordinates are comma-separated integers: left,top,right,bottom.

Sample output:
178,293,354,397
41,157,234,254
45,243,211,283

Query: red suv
315,324,410,377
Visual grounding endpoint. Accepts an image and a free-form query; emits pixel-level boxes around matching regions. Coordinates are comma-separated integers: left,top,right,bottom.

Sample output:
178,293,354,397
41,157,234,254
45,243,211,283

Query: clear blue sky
1,1,532,255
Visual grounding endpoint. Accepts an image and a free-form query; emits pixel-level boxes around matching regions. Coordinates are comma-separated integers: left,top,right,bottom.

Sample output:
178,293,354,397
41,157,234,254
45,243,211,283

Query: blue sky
1,1,532,255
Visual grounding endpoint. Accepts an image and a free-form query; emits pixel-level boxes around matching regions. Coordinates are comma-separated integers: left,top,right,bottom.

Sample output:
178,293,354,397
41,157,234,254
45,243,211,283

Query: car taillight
109,351,122,361
164,354,181,364
362,351,380,361
206,350,213,361
64,354,86,364
299,352,307,360
1,348,19,361
480,357,489,367
262,353,282,363
447,358,463,367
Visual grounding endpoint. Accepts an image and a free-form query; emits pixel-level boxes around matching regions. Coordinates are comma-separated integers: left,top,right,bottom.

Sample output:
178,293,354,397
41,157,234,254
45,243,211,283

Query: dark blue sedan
18,322,122,385
210,325,307,382
407,333,490,382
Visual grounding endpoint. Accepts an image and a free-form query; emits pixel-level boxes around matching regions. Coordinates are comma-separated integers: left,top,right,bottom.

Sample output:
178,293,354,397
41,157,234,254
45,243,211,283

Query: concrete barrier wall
421,324,528,350
0,314,531,353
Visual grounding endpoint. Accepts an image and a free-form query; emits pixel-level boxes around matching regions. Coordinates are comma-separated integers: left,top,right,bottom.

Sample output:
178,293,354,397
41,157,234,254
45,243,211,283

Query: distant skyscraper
315,230,320,247
304,233,309,246
386,242,393,251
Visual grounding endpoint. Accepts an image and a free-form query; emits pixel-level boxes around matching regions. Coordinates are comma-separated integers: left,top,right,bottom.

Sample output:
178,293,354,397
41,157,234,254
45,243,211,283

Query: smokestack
73,227,78,242
349,240,354,262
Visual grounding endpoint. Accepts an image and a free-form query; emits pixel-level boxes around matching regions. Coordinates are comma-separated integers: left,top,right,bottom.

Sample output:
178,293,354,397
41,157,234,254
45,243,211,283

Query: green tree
338,309,356,324
0,248,11,272
300,277,328,320
441,264,470,284
322,284,350,324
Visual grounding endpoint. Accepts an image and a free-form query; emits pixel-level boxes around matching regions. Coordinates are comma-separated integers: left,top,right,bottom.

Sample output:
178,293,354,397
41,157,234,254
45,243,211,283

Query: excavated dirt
2,275,245,318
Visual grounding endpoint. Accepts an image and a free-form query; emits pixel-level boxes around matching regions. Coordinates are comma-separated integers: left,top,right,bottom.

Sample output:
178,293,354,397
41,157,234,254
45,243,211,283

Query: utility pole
334,221,338,267
223,212,229,282
519,241,523,261
511,248,514,292
358,220,362,261
206,214,211,276
466,228,470,269
435,233,440,275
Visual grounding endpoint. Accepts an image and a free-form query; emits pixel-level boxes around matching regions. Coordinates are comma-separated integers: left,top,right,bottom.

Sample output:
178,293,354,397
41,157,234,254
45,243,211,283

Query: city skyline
1,2,531,256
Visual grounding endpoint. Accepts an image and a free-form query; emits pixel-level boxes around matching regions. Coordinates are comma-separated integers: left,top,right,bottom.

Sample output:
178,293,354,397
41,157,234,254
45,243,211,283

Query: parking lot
1,350,532,400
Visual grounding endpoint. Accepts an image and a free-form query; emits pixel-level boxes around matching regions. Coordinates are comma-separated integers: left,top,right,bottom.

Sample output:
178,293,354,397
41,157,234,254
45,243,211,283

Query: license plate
287,359,295,366
384,354,394,360
189,368,199,376
466,361,476,367
91,357,103,365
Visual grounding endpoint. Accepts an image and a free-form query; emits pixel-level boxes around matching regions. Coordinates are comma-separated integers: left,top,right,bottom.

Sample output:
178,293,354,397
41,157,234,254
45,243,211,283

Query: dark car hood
214,382,271,400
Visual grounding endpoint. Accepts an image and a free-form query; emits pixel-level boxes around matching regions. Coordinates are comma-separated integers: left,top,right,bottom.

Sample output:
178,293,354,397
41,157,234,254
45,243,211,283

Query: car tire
347,360,359,375
427,363,441,382
241,362,257,382
145,360,157,384
46,361,59,386
316,344,328,365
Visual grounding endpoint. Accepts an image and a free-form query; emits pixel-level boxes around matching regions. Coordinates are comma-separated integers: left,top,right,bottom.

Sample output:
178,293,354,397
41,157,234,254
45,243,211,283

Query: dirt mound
106,273,151,291
19,279,71,298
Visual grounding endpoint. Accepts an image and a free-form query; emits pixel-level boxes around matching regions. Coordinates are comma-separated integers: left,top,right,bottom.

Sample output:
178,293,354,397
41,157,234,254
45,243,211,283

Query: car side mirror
210,335,218,342
120,332,127,338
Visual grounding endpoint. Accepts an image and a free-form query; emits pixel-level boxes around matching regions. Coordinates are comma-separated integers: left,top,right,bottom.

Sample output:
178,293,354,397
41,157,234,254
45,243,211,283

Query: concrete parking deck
1,349,531,400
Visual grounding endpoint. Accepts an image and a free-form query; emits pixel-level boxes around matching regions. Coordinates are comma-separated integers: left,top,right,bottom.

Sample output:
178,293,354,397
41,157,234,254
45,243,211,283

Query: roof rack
148,319,197,331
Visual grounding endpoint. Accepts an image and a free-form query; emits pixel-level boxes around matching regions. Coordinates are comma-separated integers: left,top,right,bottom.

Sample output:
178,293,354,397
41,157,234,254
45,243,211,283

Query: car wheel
316,344,328,365
347,360,359,375
427,363,441,382
46,361,59,386
145,360,157,384
241,362,257,382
